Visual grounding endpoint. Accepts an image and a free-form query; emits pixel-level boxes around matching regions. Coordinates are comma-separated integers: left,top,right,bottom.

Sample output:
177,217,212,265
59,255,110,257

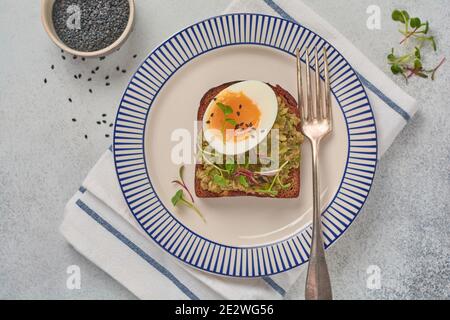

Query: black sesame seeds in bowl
41,0,135,58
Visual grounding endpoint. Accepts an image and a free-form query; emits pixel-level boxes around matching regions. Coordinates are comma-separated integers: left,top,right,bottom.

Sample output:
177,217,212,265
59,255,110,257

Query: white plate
113,14,378,277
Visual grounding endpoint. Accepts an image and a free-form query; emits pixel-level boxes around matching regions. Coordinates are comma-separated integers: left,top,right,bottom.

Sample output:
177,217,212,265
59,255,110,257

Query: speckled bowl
41,0,135,58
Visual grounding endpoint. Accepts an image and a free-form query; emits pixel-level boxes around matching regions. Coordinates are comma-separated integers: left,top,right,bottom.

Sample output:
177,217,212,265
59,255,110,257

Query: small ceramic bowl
41,0,135,58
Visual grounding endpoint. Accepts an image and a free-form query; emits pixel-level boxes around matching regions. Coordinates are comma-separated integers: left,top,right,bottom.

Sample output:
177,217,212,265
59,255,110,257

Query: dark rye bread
195,81,301,198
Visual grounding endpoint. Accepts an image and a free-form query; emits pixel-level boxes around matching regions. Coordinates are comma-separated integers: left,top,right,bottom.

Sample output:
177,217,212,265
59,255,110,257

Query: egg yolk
205,91,261,142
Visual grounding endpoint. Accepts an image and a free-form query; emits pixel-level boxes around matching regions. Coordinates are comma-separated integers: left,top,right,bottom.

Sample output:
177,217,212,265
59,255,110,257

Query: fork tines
296,47,332,126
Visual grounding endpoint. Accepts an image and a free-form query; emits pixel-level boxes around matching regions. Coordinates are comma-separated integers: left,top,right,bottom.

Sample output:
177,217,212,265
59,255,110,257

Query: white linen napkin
60,0,417,300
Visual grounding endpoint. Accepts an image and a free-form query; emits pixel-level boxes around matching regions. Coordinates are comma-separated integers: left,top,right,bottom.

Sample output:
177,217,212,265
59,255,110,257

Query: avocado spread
196,97,303,197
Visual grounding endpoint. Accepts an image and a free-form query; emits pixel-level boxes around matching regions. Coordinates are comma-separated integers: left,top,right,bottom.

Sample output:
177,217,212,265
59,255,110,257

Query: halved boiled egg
202,80,278,155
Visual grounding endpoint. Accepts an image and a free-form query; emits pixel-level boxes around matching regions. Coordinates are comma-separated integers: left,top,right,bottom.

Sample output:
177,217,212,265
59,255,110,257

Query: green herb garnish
217,102,233,115
171,166,205,222
239,175,249,188
216,102,237,139
388,9,445,81
213,174,228,187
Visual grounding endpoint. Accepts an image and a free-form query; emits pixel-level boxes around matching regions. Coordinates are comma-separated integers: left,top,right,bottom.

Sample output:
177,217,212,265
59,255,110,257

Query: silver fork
296,47,333,300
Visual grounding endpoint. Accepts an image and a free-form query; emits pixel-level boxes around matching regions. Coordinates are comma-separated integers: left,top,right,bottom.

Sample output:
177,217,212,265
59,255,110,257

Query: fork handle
305,140,333,300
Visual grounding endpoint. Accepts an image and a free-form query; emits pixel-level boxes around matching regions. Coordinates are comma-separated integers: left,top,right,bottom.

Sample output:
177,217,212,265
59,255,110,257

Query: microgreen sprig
392,10,435,48
388,9,445,82
217,102,236,139
171,165,205,222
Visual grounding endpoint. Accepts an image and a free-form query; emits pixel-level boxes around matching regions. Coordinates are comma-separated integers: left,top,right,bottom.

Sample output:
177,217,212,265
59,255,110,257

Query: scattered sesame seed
116,66,120,71
82,57,86,61
237,111,240,116
51,65,54,70
84,134,88,139
102,120,107,124
61,55,66,60
87,78,92,81
97,121,101,125
72,118,76,122
68,98,72,102
239,104,242,109
105,82,110,86
105,75,109,80
206,120,210,124
100,56,105,61
91,70,95,74
74,75,78,79
95,66,100,71
121,69,126,73
44,78,47,84
89,89,93,93
73,55,77,59
78,73,82,78
133,54,137,58
109,123,113,127
102,113,107,117
105,134,110,138
210,113,214,117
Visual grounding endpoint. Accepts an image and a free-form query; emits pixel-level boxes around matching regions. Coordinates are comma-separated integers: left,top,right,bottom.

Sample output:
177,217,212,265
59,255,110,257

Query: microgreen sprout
171,166,205,222
388,9,445,82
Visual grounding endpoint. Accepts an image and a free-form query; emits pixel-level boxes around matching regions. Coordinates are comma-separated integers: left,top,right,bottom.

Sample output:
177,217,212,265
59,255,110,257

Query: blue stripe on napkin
75,199,200,300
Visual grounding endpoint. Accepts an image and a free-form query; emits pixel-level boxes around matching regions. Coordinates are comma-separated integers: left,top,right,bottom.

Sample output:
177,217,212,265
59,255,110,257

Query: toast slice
195,81,302,198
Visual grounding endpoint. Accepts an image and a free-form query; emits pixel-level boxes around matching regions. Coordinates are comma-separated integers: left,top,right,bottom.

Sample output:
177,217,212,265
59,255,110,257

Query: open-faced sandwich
195,80,304,198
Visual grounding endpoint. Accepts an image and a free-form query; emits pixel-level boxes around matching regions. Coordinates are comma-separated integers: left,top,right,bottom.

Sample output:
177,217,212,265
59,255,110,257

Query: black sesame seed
239,104,242,109
82,57,86,61
102,120,107,124
89,89,93,93
73,55,77,59
206,120,210,124
44,78,47,84
72,118,76,122
51,65,54,70
213,98,217,101
78,73,82,78
105,82,110,86
84,134,88,139
61,49,64,53
96,121,101,125
105,75,109,80
74,75,78,79
102,113,107,117
133,54,137,58
95,66,100,71
249,122,253,127
122,69,126,73
240,122,244,126
91,70,96,74
109,123,113,127
237,111,240,116
210,113,214,117
100,56,105,61
61,55,66,60
68,98,72,103
234,124,239,130
87,78,92,81
116,66,120,71
105,134,110,138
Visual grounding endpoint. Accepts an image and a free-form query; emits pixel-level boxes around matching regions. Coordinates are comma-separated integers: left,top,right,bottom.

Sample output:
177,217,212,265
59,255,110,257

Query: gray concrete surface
0,0,448,299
